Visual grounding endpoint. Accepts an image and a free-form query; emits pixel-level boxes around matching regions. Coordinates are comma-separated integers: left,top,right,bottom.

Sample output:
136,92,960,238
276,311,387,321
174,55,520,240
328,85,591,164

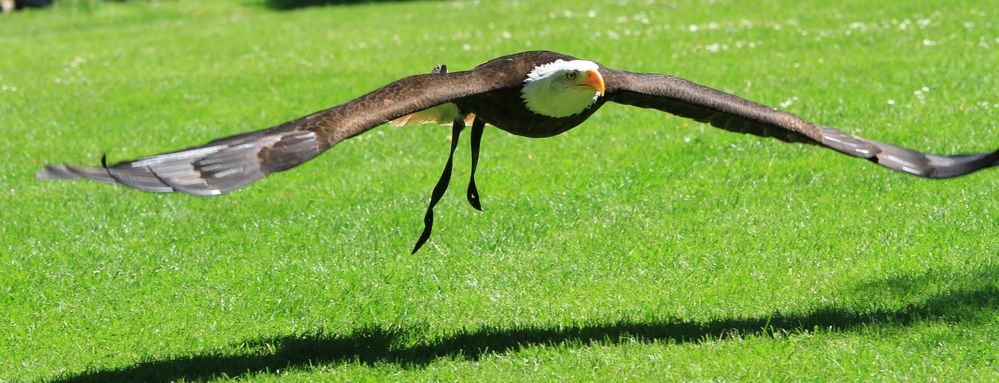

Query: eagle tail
36,126,327,196
819,125,999,179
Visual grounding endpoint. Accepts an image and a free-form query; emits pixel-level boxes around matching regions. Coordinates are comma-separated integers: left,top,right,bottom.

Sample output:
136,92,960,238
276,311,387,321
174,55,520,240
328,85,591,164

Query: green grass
2,0,997,381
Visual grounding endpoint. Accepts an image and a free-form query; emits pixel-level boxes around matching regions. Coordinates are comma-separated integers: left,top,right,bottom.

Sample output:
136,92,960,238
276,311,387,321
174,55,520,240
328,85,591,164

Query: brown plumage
37,50,999,243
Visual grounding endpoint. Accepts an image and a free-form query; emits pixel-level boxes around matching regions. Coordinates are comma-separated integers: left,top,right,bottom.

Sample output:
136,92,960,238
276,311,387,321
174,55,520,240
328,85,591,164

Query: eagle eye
565,72,577,80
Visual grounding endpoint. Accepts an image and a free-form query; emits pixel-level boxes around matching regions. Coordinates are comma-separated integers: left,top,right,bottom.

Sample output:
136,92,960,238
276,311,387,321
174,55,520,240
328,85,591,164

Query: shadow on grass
51,267,997,382
262,0,428,10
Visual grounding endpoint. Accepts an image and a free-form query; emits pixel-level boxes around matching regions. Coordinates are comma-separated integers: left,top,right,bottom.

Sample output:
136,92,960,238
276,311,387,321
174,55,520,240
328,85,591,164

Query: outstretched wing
37,69,507,195
601,68,999,179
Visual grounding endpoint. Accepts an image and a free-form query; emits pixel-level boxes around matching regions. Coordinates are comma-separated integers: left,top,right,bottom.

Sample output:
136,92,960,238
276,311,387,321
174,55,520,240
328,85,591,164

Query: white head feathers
521,59,603,118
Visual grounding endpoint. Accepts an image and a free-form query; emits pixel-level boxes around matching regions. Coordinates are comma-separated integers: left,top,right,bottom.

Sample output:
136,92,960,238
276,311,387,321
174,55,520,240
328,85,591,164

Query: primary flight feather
37,51,999,250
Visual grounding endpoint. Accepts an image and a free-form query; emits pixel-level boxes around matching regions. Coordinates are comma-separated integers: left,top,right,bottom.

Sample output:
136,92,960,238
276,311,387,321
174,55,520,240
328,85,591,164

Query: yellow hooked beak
584,69,606,97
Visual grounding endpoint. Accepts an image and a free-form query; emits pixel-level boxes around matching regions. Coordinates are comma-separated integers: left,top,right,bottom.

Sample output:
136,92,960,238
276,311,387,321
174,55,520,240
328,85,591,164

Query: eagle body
406,50,605,138
456,86,604,138
37,50,999,250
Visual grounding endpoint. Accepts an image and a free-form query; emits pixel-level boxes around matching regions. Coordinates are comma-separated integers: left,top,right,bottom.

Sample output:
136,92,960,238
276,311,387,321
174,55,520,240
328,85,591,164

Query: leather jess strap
411,116,485,254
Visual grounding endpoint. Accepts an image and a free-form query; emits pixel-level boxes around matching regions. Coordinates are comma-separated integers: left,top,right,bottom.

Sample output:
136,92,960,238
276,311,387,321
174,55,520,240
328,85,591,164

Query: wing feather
37,68,511,194
602,69,999,178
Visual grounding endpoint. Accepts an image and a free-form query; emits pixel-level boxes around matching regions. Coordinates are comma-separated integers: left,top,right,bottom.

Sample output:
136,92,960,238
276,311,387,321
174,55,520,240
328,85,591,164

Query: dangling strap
466,117,485,211
412,119,464,254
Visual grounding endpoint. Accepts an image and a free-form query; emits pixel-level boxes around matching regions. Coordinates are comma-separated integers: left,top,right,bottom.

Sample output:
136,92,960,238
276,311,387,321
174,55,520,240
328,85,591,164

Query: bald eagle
37,51,999,252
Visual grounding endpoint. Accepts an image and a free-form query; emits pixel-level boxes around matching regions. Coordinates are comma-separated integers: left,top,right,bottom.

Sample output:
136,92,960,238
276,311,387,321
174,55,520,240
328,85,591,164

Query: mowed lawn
2,0,997,381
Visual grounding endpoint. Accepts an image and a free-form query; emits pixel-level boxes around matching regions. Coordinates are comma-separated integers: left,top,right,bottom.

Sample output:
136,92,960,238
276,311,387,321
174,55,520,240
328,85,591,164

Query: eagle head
521,59,606,118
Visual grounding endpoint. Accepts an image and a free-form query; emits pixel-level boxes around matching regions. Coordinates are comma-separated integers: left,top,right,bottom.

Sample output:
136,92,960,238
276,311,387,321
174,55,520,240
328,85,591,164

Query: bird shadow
49,266,997,383
260,0,429,11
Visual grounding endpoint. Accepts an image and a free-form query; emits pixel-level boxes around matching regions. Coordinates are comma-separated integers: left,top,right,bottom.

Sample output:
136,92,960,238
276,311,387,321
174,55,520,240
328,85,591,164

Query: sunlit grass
1,0,997,381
